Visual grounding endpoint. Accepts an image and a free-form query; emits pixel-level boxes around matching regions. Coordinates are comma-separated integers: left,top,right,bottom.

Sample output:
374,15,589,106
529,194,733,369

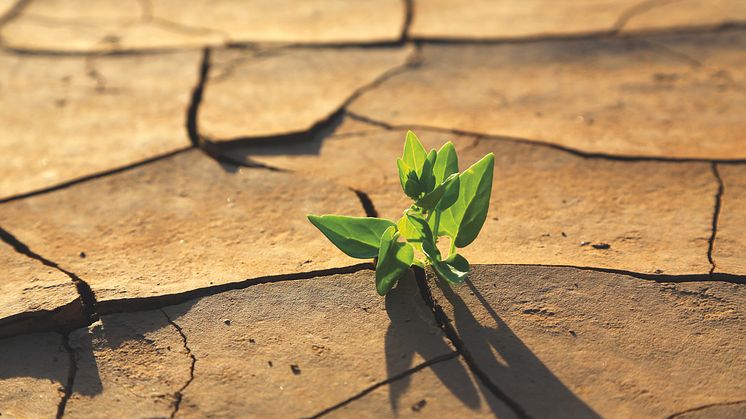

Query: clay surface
0,151,366,308
0,50,199,199
200,46,413,141
349,32,746,160
429,264,746,418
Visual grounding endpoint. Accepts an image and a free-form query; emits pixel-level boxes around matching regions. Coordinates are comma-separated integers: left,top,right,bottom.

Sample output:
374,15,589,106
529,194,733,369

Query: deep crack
412,267,531,419
306,351,459,418
0,147,191,204
186,47,211,147
612,0,682,33
161,309,196,419
400,0,414,42
0,226,99,326
344,112,746,164
55,333,78,419
707,162,724,275
97,262,373,315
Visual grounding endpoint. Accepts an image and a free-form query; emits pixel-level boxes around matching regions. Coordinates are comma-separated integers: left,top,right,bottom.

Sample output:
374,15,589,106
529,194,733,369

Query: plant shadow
435,275,601,418
383,275,485,413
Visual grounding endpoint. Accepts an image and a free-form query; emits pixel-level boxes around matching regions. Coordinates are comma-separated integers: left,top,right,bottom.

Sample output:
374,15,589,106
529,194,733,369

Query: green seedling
308,131,494,295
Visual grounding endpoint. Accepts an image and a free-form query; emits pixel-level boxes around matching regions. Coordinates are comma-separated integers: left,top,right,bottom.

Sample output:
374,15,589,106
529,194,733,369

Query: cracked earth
0,1,745,418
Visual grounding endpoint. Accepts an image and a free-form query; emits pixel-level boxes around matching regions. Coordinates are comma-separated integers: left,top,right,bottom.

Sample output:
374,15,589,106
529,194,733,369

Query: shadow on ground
435,277,600,418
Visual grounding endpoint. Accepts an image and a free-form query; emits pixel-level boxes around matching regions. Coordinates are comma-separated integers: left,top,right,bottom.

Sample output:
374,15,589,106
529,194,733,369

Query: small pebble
268,361,273,367
569,330,577,337
411,400,427,412
79,252,86,258
290,364,301,375
248,338,255,344
223,319,231,325
580,241,590,246
592,243,611,250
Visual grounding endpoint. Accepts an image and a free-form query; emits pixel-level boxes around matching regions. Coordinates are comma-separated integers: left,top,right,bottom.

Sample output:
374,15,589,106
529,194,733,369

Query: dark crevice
97,262,373,315
707,163,724,275
400,0,414,42
186,47,210,147
0,227,99,326
55,333,77,419
518,263,746,285
1,24,744,57
306,351,459,418
412,267,531,419
413,22,746,46
0,147,192,204
667,400,746,418
345,111,746,164
0,0,29,27
352,189,379,218
161,309,196,419
197,46,421,165
612,0,681,33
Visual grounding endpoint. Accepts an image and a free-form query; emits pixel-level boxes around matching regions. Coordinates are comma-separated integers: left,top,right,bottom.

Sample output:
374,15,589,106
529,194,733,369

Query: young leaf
396,158,411,194
402,131,427,176
419,149,438,193
308,215,395,259
435,172,460,211
433,142,459,184
417,172,459,211
440,153,495,247
405,213,440,261
376,226,414,295
432,253,470,284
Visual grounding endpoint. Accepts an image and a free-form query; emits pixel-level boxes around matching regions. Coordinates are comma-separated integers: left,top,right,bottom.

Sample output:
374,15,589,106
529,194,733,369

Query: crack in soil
708,162,724,275
412,267,531,419
0,0,28,28
400,0,413,42
612,0,682,33
345,111,746,164
306,351,459,418
0,147,192,204
161,309,196,419
55,333,78,419
0,226,99,326
187,47,210,147
96,262,373,315
667,400,746,418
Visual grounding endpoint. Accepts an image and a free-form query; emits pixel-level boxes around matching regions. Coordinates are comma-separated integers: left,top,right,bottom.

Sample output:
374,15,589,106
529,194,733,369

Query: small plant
308,131,494,295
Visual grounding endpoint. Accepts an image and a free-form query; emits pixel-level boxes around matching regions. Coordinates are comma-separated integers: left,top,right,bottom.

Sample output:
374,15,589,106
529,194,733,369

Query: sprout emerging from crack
308,131,494,295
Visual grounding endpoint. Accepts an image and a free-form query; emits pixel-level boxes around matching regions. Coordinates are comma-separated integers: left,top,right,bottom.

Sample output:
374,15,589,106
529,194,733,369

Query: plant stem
449,237,456,259
433,210,441,242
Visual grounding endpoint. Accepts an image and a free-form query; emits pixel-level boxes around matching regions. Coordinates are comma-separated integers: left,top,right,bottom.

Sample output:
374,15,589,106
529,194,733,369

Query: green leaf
405,213,440,261
433,142,459,185
402,131,427,176
432,253,470,284
435,173,460,211
396,158,411,194
440,153,495,247
419,149,437,193
417,172,459,211
308,215,396,259
376,226,414,295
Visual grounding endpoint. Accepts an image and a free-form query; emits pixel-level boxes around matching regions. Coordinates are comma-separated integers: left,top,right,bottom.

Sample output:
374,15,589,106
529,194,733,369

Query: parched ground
1,1,745,418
